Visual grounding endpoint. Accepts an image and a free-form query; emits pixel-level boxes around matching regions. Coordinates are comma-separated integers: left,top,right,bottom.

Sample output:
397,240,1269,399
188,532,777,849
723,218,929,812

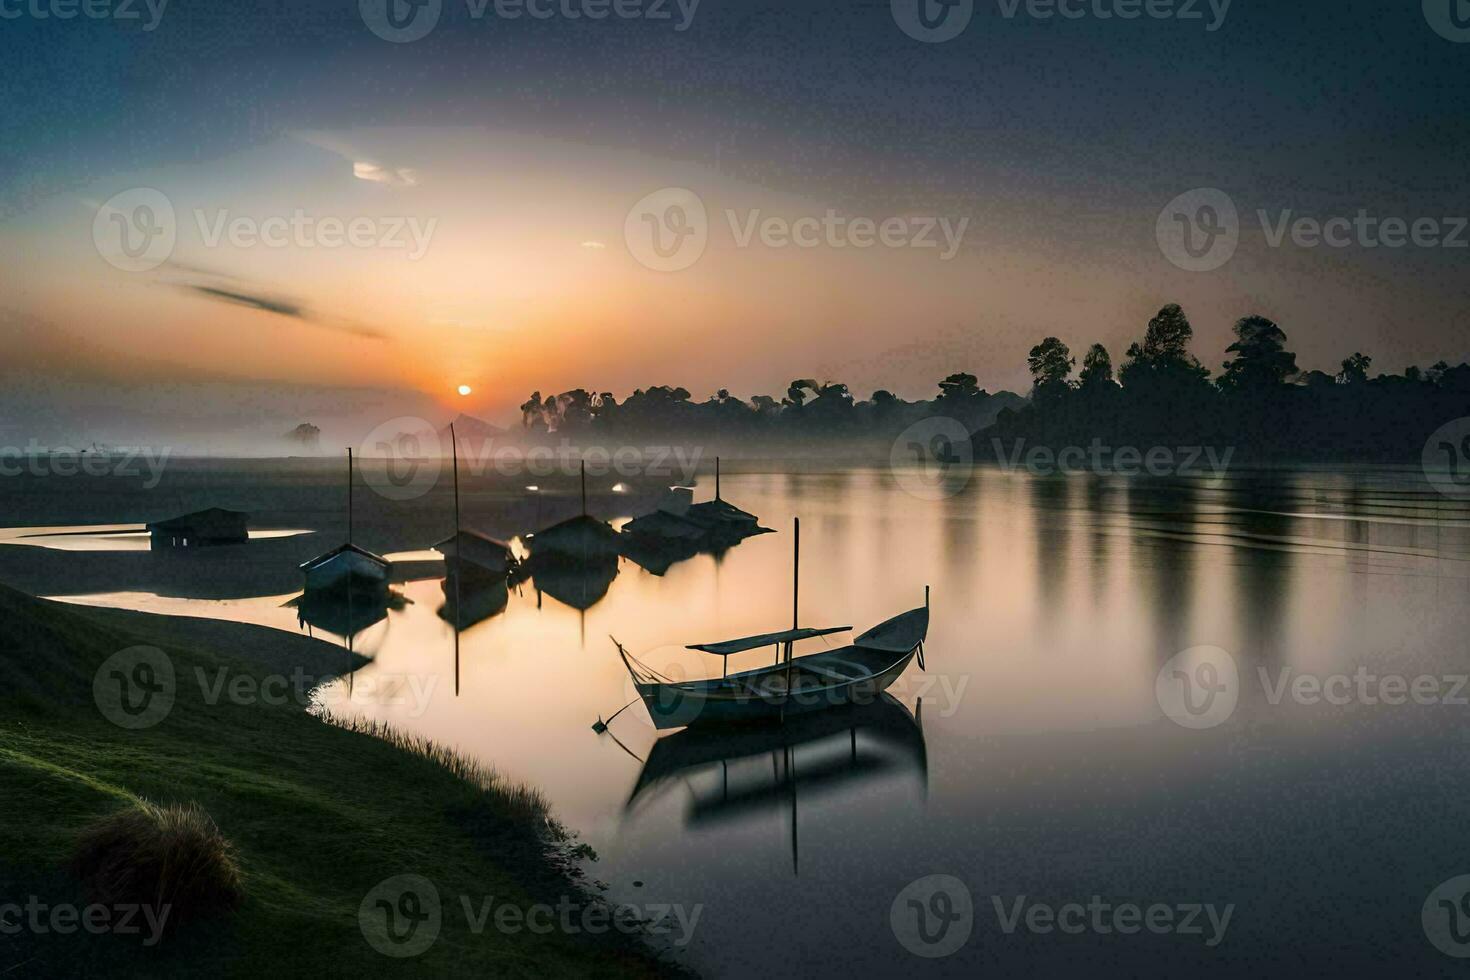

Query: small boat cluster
280,444,927,734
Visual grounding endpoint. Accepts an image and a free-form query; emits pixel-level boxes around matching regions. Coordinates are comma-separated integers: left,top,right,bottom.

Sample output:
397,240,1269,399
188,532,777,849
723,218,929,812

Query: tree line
508,302,1469,461
995,303,1470,461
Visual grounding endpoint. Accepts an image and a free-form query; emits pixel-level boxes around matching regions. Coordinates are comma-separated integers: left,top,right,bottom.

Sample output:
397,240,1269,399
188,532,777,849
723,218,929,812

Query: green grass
0,583,676,977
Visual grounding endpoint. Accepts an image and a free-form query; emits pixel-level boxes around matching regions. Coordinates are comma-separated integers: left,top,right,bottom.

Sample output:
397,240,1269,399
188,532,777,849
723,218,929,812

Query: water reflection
290,588,409,642
12,465,1470,977
438,577,512,631
529,555,619,611
622,694,927,874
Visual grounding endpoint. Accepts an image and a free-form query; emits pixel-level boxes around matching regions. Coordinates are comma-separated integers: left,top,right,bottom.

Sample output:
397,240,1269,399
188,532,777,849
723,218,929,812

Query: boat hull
637,645,919,730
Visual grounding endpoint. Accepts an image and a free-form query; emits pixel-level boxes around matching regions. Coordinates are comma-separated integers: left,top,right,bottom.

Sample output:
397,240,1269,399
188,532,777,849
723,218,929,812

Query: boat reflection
437,573,522,631
623,695,927,872
529,554,619,611
287,587,408,643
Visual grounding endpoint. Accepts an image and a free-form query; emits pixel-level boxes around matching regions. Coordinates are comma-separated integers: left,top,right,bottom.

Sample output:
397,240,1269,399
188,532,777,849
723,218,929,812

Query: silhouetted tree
1219,315,1299,390
1338,353,1372,384
284,422,321,452
1119,304,1210,390
1027,338,1074,392
784,379,818,411
1078,344,1114,387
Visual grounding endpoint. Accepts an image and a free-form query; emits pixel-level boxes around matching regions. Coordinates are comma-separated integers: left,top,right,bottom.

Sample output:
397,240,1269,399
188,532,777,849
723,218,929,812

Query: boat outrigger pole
451,423,461,697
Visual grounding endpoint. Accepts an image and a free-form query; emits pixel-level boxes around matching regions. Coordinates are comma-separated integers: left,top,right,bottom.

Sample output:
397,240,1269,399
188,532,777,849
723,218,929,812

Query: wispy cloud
352,161,419,187
160,263,388,339
294,131,421,187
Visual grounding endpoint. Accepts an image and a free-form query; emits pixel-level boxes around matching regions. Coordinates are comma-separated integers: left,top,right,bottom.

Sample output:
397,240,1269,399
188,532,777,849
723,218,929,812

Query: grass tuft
72,800,243,935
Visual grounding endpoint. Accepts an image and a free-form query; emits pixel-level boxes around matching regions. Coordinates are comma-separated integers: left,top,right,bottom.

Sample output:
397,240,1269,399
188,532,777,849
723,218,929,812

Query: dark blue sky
4,0,1466,219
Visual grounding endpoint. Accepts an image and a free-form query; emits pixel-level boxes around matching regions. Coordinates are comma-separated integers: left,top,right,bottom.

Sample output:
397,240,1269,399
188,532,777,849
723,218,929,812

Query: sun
457,384,472,396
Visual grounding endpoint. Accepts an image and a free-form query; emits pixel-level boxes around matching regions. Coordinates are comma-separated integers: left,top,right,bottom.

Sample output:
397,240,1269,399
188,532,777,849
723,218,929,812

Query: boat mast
581,458,587,515
715,456,721,502
346,447,353,544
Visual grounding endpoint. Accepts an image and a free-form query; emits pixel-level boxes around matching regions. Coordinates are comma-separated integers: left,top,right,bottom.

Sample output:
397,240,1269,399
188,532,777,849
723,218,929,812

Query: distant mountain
440,413,506,449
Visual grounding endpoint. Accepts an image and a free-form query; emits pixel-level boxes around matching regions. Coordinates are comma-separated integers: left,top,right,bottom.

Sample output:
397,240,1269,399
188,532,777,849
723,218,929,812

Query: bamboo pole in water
451,424,461,698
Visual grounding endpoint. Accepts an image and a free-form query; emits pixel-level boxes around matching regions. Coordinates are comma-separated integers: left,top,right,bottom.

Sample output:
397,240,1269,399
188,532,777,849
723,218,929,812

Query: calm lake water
17,464,1470,975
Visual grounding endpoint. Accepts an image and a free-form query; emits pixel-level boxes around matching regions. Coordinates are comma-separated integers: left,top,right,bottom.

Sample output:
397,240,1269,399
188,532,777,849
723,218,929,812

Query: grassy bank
0,583,675,977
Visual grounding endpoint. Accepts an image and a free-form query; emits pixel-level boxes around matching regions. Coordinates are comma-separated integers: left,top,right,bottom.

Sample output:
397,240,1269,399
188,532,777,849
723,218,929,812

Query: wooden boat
614,518,929,729
679,457,770,545
524,462,621,564
433,529,519,584
299,542,391,593
300,449,392,595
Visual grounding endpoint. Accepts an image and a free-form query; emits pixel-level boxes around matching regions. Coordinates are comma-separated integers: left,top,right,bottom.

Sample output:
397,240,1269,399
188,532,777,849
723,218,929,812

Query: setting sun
457,384,472,396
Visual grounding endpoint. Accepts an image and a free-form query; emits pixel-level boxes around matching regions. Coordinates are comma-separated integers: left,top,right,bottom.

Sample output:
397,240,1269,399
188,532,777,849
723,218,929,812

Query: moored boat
614,517,929,729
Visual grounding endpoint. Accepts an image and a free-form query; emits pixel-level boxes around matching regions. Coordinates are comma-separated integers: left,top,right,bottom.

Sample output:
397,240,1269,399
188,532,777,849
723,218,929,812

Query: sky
1,0,1467,449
